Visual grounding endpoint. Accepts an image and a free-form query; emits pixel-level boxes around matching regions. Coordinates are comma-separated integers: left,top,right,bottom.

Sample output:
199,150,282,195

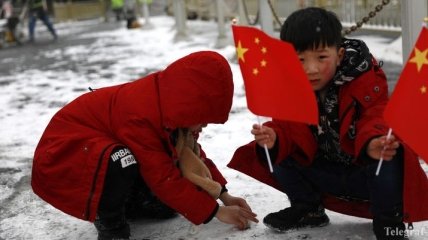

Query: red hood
157,51,234,128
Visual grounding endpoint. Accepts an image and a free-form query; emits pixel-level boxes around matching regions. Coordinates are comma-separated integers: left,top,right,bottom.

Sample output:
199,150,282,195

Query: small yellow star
421,85,427,94
409,47,428,72
252,68,259,75
254,37,260,45
236,41,249,63
260,60,267,67
261,47,267,54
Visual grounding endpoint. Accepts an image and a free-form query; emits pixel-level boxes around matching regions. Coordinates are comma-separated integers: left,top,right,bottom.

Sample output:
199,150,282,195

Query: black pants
272,148,404,217
97,146,139,221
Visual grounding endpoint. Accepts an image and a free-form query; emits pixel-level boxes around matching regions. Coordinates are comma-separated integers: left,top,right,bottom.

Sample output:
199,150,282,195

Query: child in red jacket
229,7,423,240
32,51,258,240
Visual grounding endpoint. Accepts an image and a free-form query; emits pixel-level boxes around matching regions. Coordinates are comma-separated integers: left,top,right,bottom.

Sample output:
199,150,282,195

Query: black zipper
84,142,117,220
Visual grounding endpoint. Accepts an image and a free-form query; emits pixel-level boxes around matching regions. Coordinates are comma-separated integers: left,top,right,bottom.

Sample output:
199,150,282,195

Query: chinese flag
232,25,318,124
384,26,428,163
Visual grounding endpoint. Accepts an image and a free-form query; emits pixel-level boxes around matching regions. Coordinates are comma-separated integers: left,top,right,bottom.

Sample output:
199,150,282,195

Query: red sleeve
265,120,317,166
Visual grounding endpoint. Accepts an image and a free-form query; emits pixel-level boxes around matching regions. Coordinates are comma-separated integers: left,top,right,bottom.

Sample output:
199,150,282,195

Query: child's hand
366,134,400,161
215,205,259,230
251,124,276,149
219,192,253,212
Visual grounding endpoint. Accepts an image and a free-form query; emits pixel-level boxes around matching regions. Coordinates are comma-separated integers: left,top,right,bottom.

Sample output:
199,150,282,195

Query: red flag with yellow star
232,25,318,124
384,26,428,163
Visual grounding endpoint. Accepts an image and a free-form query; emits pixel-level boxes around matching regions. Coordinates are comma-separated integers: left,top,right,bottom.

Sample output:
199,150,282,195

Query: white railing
171,0,403,32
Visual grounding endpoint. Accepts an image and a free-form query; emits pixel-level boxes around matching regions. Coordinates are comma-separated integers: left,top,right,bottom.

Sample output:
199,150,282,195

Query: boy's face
298,45,345,91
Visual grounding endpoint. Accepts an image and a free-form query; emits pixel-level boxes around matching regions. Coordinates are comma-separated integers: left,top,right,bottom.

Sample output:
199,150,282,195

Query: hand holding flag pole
375,128,393,176
231,24,318,174
257,116,274,173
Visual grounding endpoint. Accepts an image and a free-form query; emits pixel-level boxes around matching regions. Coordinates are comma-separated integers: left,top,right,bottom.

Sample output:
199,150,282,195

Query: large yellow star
409,47,428,72
236,41,249,63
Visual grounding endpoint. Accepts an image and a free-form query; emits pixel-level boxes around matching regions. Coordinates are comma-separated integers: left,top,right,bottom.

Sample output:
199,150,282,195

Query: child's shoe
94,215,130,240
263,203,329,232
373,214,408,240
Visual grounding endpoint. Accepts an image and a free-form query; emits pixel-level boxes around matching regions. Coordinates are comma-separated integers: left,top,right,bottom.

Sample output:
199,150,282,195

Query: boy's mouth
309,79,320,85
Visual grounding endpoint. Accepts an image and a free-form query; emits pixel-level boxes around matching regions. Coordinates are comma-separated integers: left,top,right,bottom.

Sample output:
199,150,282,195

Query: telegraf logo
385,226,427,238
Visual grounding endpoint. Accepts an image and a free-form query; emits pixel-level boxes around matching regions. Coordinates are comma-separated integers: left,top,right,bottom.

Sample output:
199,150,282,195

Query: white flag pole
375,128,393,176
257,116,273,173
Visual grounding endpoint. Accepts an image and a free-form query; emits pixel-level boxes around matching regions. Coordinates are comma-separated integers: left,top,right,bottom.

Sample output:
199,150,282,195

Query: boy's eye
319,55,329,60
299,58,304,62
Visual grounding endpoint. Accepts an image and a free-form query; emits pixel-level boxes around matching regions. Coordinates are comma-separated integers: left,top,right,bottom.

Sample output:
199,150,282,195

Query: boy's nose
305,62,319,74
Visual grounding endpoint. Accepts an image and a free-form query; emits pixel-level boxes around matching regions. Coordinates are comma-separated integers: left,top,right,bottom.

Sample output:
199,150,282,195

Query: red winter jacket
32,51,234,224
228,60,428,223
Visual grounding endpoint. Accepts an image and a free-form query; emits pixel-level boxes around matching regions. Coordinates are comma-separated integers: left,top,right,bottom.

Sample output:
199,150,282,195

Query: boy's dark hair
280,7,343,52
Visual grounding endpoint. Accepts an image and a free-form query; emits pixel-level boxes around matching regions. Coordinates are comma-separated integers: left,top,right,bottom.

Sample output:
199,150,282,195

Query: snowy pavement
0,16,427,240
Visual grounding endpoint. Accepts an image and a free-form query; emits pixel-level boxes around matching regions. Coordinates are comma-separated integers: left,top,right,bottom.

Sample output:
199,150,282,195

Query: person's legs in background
28,12,37,42
37,9,57,40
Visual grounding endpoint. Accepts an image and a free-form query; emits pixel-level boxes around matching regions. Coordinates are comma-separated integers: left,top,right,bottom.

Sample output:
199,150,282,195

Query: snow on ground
0,16,427,239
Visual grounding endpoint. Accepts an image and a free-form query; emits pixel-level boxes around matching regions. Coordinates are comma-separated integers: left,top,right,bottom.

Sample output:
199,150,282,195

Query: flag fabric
383,26,428,163
231,25,318,124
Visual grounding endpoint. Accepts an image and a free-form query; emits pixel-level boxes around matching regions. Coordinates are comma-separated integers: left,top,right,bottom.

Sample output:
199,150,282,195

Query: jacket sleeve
265,120,317,166
117,118,218,225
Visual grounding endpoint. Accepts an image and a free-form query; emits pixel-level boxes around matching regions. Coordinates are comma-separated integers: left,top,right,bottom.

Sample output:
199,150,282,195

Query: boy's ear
337,47,345,65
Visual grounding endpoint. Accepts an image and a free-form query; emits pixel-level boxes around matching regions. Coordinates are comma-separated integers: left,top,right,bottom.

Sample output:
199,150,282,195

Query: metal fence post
259,0,274,36
142,0,153,28
173,0,188,41
236,0,248,25
215,0,228,48
401,0,428,63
